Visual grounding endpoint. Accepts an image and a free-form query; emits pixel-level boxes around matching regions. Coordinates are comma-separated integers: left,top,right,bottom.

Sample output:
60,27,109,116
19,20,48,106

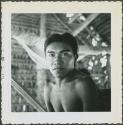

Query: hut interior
11,13,111,112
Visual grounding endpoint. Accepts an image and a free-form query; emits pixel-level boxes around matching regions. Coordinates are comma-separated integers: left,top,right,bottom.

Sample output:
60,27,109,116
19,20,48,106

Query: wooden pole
72,13,99,36
12,79,46,112
68,13,81,24
40,14,46,41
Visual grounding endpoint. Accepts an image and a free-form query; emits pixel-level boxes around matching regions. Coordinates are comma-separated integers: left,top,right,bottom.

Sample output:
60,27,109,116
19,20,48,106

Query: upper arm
43,85,54,112
75,76,98,111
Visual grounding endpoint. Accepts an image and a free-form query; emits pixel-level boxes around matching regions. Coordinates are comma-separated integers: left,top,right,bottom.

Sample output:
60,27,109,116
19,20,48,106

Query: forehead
46,41,73,52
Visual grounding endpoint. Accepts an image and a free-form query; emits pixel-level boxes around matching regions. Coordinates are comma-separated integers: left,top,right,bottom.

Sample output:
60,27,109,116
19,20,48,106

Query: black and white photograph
11,13,111,112
1,1,122,124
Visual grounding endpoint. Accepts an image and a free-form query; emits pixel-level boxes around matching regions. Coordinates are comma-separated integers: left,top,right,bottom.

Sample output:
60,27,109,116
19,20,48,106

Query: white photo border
1,1,122,124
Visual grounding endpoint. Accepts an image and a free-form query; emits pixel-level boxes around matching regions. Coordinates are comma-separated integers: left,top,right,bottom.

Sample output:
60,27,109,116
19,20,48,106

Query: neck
53,69,75,87
55,77,62,87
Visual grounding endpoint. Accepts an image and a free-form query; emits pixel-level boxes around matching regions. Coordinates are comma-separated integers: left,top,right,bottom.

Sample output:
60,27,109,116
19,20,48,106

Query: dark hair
44,33,78,57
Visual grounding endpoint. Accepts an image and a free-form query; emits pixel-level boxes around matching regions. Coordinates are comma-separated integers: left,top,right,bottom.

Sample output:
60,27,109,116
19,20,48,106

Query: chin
54,72,69,79
51,69,70,79
52,72,63,79
54,74,62,78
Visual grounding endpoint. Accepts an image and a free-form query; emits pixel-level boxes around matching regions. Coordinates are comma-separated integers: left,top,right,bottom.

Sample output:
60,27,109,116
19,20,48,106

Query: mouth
53,67,64,70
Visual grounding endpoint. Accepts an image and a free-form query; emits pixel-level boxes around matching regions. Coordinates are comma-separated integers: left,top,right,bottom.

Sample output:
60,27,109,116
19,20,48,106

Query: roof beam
32,14,46,57
72,13,99,36
77,45,110,61
53,14,72,32
53,14,85,44
40,14,46,42
68,13,81,24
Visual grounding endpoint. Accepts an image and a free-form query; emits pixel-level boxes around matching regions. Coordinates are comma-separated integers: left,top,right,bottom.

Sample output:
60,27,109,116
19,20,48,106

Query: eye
48,53,55,57
62,52,70,57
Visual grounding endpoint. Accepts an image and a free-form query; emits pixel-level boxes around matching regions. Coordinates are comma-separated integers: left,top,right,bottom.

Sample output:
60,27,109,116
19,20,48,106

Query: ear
75,54,78,61
74,54,78,69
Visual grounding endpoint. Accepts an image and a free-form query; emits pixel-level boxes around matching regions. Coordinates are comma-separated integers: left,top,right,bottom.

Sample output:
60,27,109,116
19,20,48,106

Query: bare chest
50,83,83,112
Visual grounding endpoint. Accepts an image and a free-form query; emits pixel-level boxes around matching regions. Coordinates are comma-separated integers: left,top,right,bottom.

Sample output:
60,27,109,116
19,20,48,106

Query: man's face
45,42,76,79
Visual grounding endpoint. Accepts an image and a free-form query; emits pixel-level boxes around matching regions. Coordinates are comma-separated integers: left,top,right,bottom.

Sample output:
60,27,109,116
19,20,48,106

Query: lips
53,67,64,70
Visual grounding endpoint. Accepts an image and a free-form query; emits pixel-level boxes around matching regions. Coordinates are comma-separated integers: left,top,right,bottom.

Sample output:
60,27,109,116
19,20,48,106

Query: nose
53,54,62,66
53,62,60,67
54,54,62,61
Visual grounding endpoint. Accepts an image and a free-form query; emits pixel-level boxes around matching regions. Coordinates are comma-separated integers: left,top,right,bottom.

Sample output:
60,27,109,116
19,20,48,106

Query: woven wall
11,39,37,112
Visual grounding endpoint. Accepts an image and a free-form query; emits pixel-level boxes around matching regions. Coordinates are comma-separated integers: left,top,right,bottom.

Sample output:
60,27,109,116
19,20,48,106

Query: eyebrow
47,49,71,53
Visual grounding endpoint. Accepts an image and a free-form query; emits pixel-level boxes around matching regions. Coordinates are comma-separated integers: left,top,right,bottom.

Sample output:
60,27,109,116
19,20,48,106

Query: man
43,33,99,112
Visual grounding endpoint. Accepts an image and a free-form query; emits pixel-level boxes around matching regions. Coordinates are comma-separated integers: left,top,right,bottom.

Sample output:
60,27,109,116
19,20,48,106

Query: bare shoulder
43,81,52,102
68,70,94,86
73,71,97,95
63,69,96,94
74,73,99,111
43,82,55,112
44,69,54,91
44,82,52,95
75,76,96,90
76,73,95,85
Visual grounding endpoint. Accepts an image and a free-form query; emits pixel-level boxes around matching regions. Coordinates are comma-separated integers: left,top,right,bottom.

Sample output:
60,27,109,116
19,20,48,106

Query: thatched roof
12,13,111,51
